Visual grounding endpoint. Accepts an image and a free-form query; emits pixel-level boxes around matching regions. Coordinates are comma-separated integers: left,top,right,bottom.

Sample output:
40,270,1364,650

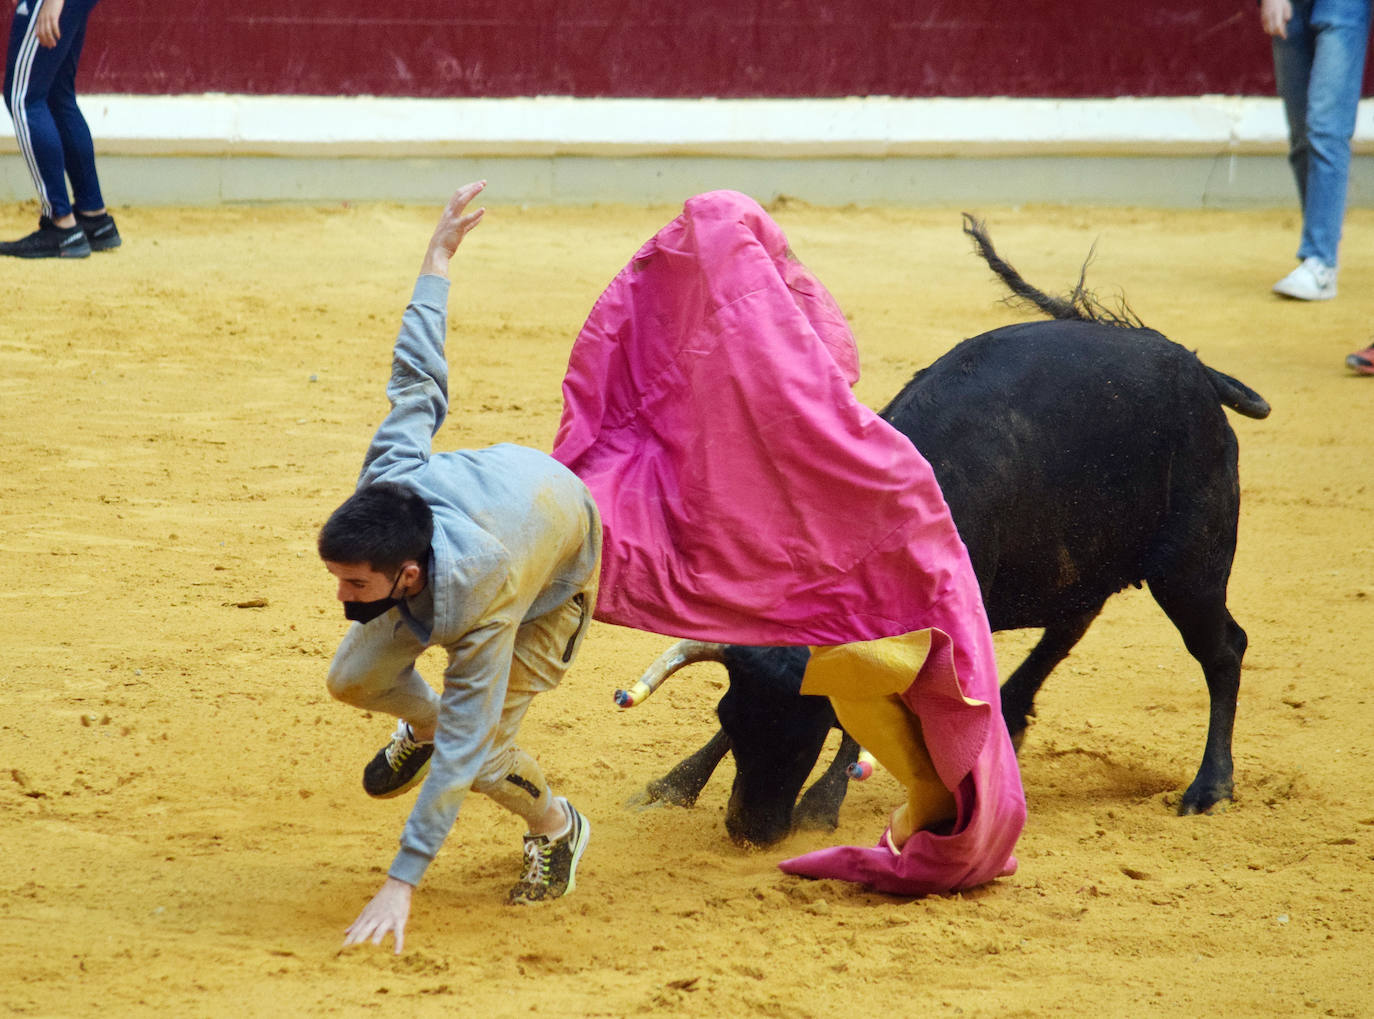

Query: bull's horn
614,639,727,708
846,749,878,781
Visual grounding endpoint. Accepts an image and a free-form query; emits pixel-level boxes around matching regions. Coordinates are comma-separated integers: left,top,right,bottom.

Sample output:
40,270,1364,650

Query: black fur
639,224,1267,847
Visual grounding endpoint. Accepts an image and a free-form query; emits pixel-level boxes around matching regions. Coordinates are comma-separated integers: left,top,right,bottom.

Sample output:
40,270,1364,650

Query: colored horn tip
846,761,874,781
613,689,635,708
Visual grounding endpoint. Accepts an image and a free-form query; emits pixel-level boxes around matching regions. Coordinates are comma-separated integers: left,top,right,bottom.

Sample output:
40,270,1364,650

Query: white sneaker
1272,257,1337,301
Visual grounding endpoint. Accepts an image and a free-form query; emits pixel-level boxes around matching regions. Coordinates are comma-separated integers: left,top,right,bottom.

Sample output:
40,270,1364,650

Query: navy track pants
4,0,104,221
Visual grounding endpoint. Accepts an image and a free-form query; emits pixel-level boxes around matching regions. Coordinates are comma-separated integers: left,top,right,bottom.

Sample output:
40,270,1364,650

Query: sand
1,195,1371,1017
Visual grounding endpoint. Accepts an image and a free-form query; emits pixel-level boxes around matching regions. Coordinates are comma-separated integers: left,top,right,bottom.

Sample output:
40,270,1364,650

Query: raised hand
420,181,487,278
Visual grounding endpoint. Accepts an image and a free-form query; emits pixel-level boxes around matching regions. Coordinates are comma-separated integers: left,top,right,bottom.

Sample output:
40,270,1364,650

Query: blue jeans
1272,0,1372,267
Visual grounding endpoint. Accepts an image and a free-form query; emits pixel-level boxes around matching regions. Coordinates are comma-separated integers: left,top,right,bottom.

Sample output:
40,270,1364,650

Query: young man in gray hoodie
319,181,601,953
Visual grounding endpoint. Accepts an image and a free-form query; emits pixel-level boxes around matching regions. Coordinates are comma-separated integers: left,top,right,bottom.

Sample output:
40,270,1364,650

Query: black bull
625,218,1270,847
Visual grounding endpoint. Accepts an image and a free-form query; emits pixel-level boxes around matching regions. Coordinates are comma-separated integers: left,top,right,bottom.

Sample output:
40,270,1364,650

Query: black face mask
343,571,403,624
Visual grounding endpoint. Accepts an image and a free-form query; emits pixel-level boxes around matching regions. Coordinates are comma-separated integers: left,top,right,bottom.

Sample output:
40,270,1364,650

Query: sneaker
362,720,433,798
1346,344,1374,376
507,798,590,904
0,216,91,259
76,211,121,251
1272,257,1337,301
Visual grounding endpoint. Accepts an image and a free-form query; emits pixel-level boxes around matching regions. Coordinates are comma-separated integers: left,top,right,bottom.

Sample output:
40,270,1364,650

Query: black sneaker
0,216,91,259
507,798,590,904
362,720,433,798
76,211,122,251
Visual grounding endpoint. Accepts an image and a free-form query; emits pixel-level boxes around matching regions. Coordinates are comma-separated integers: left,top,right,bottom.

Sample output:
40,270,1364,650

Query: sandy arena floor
1,195,1371,1018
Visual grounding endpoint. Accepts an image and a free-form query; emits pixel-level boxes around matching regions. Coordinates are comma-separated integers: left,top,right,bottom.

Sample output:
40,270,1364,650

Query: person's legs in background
1295,0,1370,267
46,6,119,250
1273,3,1315,212
2,0,87,256
1,0,118,257
1271,0,1371,300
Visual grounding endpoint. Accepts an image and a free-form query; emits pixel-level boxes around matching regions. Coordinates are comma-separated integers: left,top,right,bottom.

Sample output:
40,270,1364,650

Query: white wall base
2,94,1369,207
3,151,1363,208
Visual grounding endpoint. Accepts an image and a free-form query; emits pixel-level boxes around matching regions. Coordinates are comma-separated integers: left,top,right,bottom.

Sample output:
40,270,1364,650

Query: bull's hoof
724,826,788,850
792,781,845,833
1177,795,1233,816
1177,778,1234,816
790,803,841,833
625,779,700,810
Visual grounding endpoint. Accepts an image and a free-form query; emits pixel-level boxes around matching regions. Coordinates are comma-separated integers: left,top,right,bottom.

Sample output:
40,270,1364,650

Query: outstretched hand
342,876,414,955
420,181,487,279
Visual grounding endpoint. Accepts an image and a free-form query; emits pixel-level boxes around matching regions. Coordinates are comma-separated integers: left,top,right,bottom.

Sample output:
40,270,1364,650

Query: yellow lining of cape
803,631,956,838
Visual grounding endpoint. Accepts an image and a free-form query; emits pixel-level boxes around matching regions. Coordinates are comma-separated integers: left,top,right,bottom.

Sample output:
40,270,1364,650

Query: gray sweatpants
327,581,596,826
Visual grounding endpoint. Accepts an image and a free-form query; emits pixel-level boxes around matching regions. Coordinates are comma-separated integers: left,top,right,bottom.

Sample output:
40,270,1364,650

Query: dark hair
317,481,434,572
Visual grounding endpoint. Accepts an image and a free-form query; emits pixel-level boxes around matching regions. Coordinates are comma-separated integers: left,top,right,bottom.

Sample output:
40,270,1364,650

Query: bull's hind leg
1146,578,1246,814
999,608,1101,750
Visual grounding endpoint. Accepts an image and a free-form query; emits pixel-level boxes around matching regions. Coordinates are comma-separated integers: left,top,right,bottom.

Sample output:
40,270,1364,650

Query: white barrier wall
3,95,1373,206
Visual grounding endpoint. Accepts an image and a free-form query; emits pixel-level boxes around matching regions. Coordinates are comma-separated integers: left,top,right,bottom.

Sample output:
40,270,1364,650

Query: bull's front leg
791,730,862,831
626,728,731,809
999,609,1100,750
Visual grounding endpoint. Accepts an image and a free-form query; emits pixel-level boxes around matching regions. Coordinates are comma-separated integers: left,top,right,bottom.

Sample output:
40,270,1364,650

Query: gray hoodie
360,274,601,886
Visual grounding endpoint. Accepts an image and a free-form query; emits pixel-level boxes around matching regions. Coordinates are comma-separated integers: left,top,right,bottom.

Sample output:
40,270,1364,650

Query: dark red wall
74,1,1357,98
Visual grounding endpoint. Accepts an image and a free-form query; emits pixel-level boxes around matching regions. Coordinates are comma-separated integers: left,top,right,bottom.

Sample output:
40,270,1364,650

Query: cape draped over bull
551,190,1026,895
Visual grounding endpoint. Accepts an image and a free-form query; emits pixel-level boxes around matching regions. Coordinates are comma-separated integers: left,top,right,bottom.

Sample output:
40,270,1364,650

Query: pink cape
552,190,1025,895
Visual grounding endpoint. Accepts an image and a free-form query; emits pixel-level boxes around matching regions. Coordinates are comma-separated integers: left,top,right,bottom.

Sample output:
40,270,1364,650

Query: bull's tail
963,214,1271,421
1205,366,1271,419
962,213,1142,328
